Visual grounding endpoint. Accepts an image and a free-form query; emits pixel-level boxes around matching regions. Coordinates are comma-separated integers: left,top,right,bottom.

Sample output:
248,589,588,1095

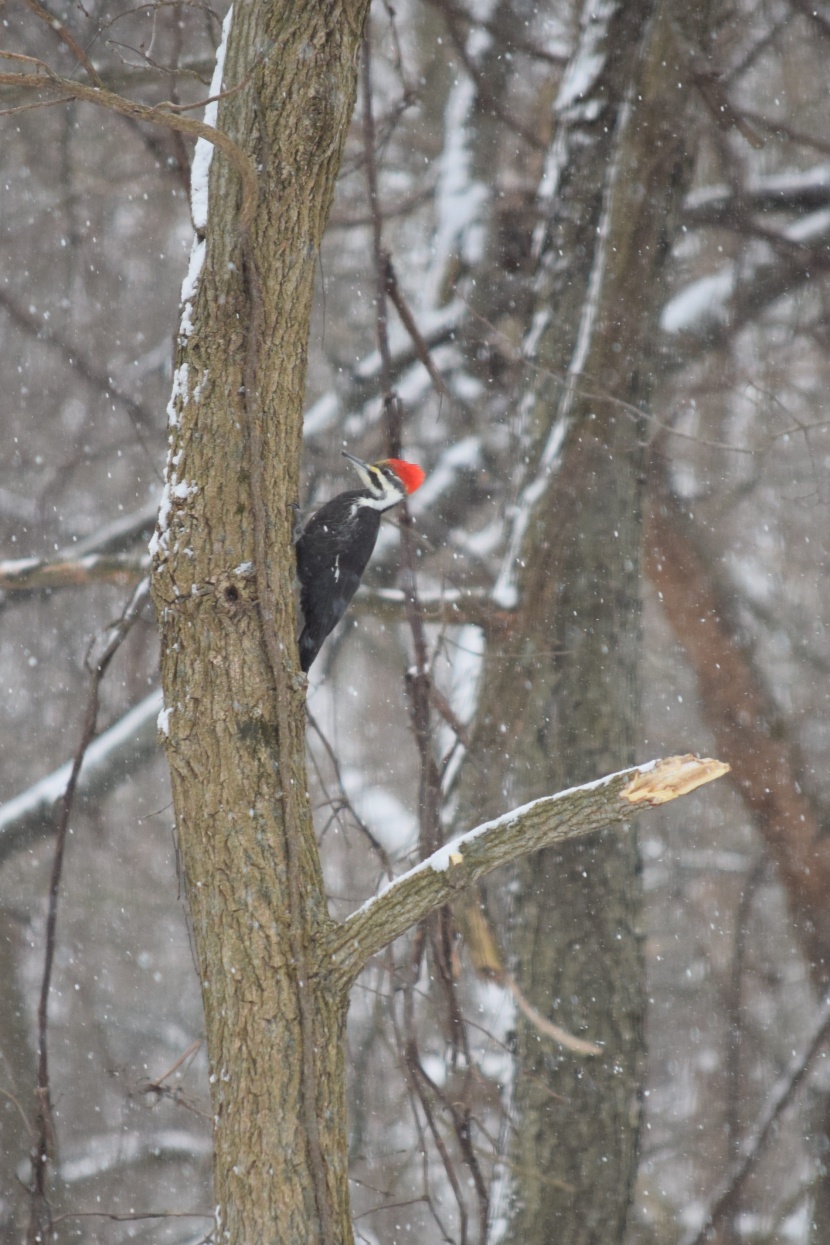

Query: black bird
295,451,425,672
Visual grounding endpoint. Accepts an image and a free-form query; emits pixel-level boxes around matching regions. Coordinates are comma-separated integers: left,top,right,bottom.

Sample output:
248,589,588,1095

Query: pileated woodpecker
295,451,426,672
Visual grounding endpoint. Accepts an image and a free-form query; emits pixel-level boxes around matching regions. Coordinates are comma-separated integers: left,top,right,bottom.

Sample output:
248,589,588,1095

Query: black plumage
296,491,382,672
295,453,425,672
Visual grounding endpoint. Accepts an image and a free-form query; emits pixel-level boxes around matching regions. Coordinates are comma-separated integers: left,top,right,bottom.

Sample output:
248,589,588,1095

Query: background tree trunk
452,3,707,1240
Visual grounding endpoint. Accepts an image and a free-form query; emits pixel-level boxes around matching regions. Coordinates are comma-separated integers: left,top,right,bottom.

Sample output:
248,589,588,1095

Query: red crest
385,458,426,495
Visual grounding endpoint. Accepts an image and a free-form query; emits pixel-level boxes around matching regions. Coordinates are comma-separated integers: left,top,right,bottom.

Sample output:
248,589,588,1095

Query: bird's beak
342,450,371,470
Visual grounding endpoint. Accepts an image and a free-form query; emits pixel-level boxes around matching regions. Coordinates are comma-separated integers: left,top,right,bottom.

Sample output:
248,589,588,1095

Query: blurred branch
645,472,830,985
426,0,569,65
68,500,160,556
428,0,544,150
0,552,149,591
0,54,258,229
0,287,160,457
28,577,151,1241
327,755,729,986
383,256,451,400
679,990,830,1245
0,687,162,865
460,902,602,1056
683,165,830,227
21,0,104,88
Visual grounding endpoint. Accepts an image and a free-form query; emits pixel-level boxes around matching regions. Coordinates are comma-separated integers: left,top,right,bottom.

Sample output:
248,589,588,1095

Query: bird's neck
353,490,403,513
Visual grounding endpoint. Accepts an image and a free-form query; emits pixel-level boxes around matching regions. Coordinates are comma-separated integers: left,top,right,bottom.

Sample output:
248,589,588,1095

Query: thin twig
144,1039,203,1091
0,58,258,230
362,33,487,1239
383,257,451,399
27,578,150,1242
49,1209,212,1227
306,707,394,880
679,990,830,1245
21,0,104,87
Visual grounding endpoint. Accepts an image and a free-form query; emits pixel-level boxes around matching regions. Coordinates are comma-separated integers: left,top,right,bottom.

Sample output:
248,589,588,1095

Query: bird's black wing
296,494,381,671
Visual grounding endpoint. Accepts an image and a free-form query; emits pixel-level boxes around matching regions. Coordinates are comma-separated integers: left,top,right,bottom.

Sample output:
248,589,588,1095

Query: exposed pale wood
623,755,730,806
329,756,729,988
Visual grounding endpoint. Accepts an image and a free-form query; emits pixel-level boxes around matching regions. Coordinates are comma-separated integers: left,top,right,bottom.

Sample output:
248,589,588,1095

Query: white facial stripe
347,457,405,506
354,493,400,511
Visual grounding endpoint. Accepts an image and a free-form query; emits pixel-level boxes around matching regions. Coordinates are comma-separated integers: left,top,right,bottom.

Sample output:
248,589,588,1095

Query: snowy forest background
2,0,830,1242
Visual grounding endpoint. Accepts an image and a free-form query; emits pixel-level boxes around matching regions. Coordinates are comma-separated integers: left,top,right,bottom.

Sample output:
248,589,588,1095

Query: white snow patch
0,690,163,840
148,480,171,559
424,74,489,307
449,624,485,726
166,361,189,428
556,50,606,112
180,239,207,306
553,0,617,117
190,6,233,231
411,436,481,514
303,390,341,437
440,623,486,792
661,270,736,335
785,205,830,243
492,414,569,608
171,479,197,501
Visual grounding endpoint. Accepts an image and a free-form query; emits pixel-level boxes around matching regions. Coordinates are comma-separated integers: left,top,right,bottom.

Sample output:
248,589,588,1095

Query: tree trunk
452,2,706,1241
150,2,370,1242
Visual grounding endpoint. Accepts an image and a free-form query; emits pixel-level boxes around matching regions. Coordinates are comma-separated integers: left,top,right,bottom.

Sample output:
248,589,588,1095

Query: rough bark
150,3,371,1243
450,2,707,1242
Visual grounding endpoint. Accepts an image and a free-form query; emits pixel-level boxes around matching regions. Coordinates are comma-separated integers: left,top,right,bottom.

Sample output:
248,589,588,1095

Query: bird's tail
298,627,319,673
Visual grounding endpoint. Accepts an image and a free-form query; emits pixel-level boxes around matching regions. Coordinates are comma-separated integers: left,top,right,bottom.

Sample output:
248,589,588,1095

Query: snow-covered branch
327,754,729,987
0,688,162,863
0,552,149,591
349,584,507,630
683,163,830,227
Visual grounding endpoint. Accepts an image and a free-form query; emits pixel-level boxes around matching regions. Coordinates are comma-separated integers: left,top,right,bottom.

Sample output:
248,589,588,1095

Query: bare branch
679,990,830,1245
327,755,729,986
28,578,152,1239
21,0,104,88
383,257,451,400
0,59,258,229
68,500,160,557
0,688,162,865
0,552,149,591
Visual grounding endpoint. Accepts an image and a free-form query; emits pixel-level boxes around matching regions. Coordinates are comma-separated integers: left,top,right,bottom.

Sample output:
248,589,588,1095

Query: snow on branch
0,551,149,591
327,754,729,986
0,688,162,863
684,163,830,226
69,499,159,557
